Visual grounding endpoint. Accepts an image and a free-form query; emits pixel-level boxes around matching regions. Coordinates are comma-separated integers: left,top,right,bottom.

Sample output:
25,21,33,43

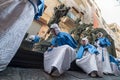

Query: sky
95,0,120,26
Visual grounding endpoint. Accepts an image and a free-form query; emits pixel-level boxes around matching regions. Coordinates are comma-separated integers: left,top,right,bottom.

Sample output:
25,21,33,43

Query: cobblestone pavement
0,67,120,80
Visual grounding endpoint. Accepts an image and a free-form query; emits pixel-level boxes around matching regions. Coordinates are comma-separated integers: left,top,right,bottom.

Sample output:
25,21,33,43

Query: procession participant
76,37,101,77
44,23,77,76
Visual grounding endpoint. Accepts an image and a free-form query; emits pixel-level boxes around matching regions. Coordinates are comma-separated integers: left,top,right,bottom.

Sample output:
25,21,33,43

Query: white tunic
110,62,120,76
76,51,99,74
44,45,76,76
95,41,113,74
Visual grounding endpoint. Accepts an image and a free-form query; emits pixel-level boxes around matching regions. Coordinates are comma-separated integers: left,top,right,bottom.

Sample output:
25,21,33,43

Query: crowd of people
43,23,120,77
29,23,120,77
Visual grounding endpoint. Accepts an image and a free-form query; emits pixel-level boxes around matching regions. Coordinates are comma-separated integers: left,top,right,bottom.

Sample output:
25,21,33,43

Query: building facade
28,0,120,57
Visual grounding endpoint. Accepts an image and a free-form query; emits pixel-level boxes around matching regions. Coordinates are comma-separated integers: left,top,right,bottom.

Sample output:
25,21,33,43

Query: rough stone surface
0,67,120,80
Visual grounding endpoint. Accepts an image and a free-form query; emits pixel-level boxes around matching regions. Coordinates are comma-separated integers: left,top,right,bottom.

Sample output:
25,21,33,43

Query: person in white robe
44,23,77,76
0,0,44,71
76,37,102,77
109,55,120,76
95,32,114,75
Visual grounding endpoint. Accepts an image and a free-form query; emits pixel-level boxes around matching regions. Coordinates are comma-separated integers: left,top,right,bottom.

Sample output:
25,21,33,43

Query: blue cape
51,32,77,49
98,37,111,47
32,35,40,43
34,0,44,20
29,0,44,20
76,44,99,59
109,55,119,66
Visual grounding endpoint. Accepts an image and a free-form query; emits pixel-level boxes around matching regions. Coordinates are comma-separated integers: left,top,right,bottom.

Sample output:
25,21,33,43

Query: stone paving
0,67,120,80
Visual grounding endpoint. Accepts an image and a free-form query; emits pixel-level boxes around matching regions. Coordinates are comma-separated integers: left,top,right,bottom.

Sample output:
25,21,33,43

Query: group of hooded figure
44,23,120,77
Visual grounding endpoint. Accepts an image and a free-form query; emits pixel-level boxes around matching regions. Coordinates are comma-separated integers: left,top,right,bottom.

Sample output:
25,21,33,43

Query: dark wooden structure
9,40,82,71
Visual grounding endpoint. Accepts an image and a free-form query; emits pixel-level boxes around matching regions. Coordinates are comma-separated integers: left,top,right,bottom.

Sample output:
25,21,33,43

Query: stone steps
9,48,44,69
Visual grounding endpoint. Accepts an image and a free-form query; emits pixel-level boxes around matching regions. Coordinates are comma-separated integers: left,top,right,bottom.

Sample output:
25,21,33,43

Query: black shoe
90,71,97,78
50,67,57,75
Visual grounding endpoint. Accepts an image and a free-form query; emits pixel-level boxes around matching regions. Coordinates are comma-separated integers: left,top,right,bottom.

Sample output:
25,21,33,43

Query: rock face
0,0,34,71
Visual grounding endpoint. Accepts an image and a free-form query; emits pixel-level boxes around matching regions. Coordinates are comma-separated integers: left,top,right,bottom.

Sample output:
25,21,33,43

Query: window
111,28,116,32
72,7,79,13
96,9,99,17
102,18,106,25
58,0,65,3
87,0,92,6
44,5,47,10
74,0,82,5
67,12,77,20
